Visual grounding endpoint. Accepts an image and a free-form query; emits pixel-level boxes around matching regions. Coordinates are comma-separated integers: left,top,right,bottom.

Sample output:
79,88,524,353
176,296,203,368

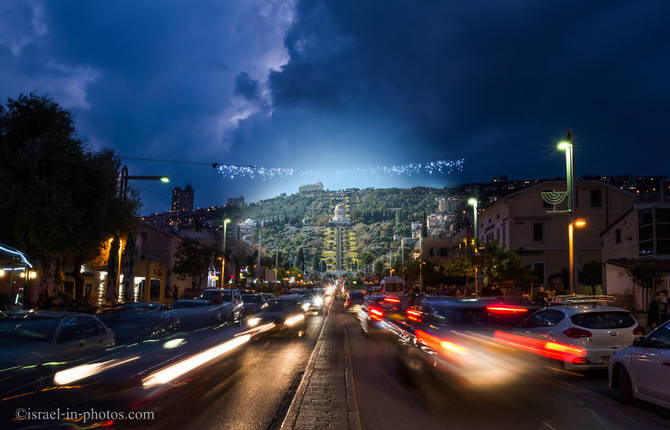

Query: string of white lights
215,159,465,180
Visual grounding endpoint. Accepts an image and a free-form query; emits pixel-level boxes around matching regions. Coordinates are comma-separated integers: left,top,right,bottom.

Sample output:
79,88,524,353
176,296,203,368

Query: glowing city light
215,159,465,180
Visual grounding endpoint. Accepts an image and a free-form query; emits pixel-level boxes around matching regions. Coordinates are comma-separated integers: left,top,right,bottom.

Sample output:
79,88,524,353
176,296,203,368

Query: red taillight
633,325,646,336
369,306,384,322
406,309,422,322
562,327,592,338
494,331,586,361
384,297,400,304
486,305,529,314
344,298,350,307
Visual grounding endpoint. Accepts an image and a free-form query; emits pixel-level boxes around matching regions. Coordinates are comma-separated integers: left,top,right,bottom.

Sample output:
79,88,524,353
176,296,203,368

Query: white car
516,299,643,369
609,320,670,409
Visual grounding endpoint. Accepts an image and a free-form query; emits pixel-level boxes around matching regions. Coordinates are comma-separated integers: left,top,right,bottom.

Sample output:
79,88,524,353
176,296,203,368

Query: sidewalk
281,304,361,430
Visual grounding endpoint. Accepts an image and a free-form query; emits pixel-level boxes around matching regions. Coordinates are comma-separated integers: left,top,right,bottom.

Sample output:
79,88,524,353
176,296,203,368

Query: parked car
198,288,244,320
241,294,268,315
98,302,177,345
609,320,670,408
170,299,240,330
508,296,643,370
0,310,114,366
247,294,307,338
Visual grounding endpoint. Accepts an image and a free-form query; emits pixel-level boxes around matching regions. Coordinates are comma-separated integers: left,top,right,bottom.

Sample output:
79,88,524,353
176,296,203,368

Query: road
186,298,670,430
3,298,670,429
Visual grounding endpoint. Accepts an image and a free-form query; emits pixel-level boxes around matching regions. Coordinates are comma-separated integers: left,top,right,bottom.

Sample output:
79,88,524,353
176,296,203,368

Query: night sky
2,0,669,214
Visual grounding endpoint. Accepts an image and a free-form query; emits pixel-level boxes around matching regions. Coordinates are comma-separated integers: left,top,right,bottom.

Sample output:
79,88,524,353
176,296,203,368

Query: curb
344,325,363,430
279,299,333,430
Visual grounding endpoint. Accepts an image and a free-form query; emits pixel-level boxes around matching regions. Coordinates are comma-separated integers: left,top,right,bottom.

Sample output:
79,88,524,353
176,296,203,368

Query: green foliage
172,238,217,290
0,94,139,281
482,242,537,289
626,261,664,290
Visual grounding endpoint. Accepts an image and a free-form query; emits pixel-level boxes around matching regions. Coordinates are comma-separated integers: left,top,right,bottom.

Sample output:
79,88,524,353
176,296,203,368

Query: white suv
609,320,670,409
516,296,643,369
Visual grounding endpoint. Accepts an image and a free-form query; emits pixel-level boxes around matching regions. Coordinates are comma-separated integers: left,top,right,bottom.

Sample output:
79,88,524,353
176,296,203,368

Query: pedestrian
648,290,669,329
535,286,549,307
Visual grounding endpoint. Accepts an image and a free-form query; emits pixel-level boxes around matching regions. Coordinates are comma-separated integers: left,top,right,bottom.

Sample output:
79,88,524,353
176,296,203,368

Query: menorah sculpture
541,190,569,213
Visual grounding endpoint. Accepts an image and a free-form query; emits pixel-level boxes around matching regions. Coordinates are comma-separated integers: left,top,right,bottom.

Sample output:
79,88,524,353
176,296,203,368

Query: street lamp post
401,238,405,283
468,198,479,295
115,165,170,304
222,219,231,287
558,131,577,294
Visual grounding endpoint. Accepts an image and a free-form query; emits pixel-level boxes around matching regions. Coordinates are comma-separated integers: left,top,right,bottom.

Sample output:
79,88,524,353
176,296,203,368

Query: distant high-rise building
227,196,245,207
299,182,324,194
171,185,194,213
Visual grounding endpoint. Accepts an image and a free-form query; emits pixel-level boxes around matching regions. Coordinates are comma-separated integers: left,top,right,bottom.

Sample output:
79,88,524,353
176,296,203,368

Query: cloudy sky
2,0,669,214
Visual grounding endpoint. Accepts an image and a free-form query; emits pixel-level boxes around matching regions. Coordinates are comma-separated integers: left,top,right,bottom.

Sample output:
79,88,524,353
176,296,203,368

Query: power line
122,156,218,168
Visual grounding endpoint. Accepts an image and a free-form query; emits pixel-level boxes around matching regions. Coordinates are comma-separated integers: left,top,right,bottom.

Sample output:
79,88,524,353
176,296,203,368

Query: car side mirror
633,336,648,347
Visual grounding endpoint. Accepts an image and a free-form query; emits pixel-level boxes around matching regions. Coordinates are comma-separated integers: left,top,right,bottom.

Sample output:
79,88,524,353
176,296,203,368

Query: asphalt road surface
4,298,670,430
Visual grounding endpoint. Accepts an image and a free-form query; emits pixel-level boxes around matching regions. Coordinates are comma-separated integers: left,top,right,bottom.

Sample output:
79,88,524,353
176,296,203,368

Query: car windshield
269,300,301,311
0,318,59,342
200,291,232,302
570,311,635,329
349,292,365,299
172,301,207,309
243,295,261,303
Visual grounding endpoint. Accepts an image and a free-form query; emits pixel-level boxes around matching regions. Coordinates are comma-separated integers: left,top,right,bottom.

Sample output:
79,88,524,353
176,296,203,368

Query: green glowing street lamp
558,130,577,294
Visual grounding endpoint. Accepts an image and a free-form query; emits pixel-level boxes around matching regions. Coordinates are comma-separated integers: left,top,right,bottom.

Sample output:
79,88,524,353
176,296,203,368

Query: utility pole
222,219,231,288
257,220,263,282
275,247,279,287
389,245,393,277
401,238,405,283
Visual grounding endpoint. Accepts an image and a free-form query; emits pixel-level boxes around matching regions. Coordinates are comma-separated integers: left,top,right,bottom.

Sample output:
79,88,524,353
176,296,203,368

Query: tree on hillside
0,94,139,294
173,238,217,291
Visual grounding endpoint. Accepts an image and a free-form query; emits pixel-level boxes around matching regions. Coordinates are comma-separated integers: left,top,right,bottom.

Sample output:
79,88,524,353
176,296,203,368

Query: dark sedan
247,295,307,338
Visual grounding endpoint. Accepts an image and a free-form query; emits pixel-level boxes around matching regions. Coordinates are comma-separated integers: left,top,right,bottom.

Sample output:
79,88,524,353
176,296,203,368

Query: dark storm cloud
234,72,261,101
232,0,670,179
2,0,669,213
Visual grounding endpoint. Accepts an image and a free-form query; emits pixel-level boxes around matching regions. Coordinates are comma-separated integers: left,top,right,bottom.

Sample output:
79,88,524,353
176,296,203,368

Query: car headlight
285,314,305,326
302,302,311,311
313,297,323,307
247,317,261,327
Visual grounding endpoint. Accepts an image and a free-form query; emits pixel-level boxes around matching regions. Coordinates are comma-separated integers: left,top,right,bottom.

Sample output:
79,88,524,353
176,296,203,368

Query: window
532,262,545,284
615,228,621,244
533,223,543,241
150,279,161,300
648,323,670,349
57,317,82,343
570,311,635,329
521,311,549,328
544,310,565,325
590,189,602,207
78,316,100,338
639,208,654,256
